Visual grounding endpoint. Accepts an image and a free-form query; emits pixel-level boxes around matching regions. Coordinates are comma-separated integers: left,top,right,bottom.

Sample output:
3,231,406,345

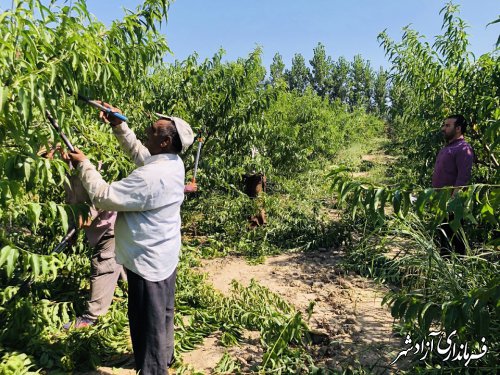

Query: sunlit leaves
330,167,499,236
0,2,170,371
0,246,20,279
147,48,275,186
0,0,171,245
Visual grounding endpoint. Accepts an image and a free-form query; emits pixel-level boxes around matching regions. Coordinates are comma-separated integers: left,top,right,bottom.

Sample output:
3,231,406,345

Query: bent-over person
40,147,122,329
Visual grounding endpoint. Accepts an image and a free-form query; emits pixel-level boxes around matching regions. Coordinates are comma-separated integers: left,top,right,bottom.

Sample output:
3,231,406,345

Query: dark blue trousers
126,268,176,374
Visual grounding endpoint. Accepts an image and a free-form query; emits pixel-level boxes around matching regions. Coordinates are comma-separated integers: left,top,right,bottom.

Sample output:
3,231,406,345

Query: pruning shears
52,227,77,253
76,93,128,122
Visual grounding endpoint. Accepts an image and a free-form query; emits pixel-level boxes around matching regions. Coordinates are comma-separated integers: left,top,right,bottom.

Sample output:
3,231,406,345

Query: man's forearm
77,159,150,212
77,160,110,204
112,123,150,166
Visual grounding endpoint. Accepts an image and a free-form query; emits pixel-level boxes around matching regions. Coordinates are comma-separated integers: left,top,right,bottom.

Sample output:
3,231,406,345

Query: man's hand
77,214,93,229
67,147,88,166
58,148,71,165
184,182,198,194
38,143,61,160
98,101,123,127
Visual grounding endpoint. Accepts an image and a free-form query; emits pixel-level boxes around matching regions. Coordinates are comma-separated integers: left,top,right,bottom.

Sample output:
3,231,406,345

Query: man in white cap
68,103,194,374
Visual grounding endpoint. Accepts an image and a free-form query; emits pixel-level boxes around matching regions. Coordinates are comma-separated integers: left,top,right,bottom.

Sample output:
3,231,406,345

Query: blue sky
84,0,499,70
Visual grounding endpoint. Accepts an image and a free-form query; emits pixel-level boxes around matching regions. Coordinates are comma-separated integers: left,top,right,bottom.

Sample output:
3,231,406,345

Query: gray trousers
82,233,125,320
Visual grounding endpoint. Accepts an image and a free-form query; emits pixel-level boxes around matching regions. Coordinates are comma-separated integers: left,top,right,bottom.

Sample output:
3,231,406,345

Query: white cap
155,113,194,153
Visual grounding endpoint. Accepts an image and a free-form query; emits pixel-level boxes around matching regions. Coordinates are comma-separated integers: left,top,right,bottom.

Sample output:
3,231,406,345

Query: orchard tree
146,48,276,187
349,55,374,108
379,2,499,183
0,0,171,369
1,0,171,254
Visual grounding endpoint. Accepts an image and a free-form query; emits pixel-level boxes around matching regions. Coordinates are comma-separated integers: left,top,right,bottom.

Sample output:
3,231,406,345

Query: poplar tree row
269,43,388,115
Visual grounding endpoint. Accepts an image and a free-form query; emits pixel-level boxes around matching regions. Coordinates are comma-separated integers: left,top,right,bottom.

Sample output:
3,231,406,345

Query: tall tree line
269,43,388,115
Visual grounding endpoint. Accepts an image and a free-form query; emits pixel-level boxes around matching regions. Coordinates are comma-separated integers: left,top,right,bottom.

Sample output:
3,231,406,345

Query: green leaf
391,296,404,318
447,197,464,232
57,205,69,233
0,246,12,268
54,161,67,186
50,64,57,87
401,191,410,217
393,189,402,216
326,166,349,178
27,202,42,231
29,74,36,101
30,254,40,278
340,180,354,203
480,202,495,224
486,15,500,26
0,246,19,279
41,256,49,278
36,87,46,115
374,188,384,211
375,188,387,219
415,188,433,217
0,85,9,113
420,302,441,332
48,201,58,221
23,161,31,182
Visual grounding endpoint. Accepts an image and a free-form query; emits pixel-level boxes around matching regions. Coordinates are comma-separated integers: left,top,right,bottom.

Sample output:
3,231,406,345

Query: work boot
63,316,96,330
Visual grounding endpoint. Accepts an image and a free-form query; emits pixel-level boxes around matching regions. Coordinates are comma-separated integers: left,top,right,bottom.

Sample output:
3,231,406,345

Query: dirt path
181,249,403,374
92,249,403,374
178,142,403,373
90,143,401,374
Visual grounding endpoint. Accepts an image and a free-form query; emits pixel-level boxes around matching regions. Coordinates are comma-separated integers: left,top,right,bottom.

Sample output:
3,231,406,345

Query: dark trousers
438,214,466,256
126,268,176,374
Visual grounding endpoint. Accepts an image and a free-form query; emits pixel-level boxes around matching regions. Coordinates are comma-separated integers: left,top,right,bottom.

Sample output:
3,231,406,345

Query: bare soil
87,146,402,375
90,248,404,375
180,249,403,374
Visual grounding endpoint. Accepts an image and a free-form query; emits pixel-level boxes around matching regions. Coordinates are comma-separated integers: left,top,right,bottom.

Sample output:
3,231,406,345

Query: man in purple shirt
432,114,474,255
432,115,474,191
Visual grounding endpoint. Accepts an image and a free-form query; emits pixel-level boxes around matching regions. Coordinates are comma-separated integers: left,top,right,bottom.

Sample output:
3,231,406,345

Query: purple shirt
432,137,474,188
86,208,117,247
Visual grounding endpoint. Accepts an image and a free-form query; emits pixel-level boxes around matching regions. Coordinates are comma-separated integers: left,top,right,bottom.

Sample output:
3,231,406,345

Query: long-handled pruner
46,111,75,153
44,113,81,250
77,93,128,122
184,130,203,193
52,227,77,254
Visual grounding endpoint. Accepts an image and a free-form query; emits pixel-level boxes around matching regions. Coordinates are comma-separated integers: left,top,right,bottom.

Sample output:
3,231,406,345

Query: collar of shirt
446,136,465,147
144,153,178,165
